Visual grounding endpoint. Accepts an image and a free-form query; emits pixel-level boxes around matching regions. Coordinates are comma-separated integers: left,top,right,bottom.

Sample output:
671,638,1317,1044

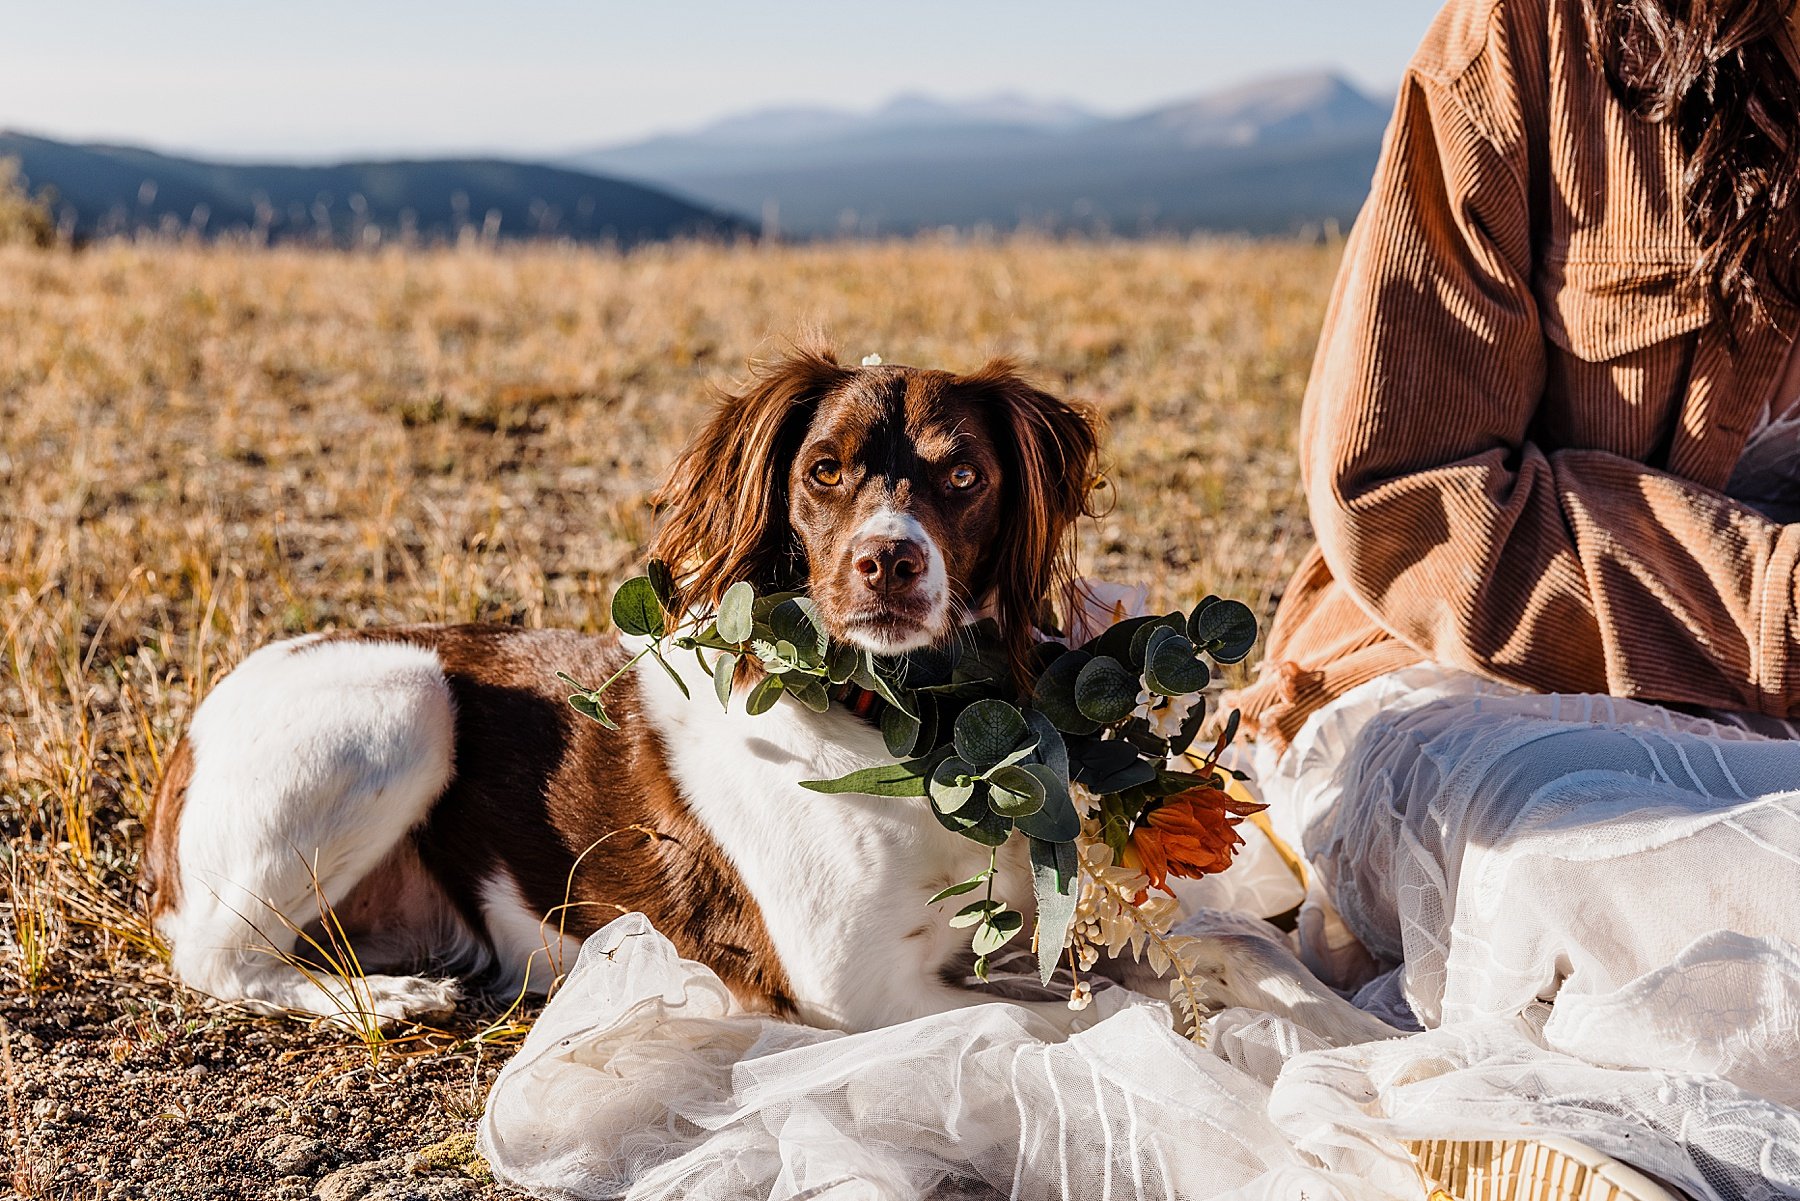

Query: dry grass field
0,234,1339,1198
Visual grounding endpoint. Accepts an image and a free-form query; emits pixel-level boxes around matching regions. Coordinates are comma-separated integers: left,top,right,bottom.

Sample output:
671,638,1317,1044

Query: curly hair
1583,0,1800,321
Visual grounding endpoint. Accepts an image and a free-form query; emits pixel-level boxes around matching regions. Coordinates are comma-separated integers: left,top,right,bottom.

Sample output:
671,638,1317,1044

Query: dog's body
148,623,1048,1030
147,349,1395,1044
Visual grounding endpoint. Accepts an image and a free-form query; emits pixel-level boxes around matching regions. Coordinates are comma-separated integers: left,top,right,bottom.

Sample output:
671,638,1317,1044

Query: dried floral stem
1075,854,1212,1045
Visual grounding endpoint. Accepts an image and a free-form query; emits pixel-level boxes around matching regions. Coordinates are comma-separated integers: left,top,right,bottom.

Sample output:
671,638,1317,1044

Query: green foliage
564,560,1256,984
611,576,666,638
1190,596,1258,664
716,581,755,644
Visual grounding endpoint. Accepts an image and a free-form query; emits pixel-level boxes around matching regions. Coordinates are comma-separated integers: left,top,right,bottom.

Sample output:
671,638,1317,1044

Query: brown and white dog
145,348,1393,1043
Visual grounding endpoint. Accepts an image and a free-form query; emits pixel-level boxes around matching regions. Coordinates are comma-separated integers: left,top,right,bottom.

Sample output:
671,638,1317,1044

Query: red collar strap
828,682,884,722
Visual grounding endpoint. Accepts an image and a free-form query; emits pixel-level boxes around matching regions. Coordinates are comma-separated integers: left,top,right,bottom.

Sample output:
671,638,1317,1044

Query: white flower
1133,688,1197,741
860,352,883,367
1067,980,1093,1011
1060,577,1149,645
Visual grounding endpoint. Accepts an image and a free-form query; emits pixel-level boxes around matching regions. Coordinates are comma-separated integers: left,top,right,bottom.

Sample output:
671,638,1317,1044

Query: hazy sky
2,1,1447,160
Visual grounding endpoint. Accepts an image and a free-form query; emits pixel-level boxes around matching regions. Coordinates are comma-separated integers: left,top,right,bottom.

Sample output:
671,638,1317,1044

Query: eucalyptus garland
560,560,1258,986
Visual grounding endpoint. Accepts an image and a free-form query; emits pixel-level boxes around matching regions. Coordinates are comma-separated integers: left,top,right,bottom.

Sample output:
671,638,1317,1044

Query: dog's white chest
633,653,1025,1030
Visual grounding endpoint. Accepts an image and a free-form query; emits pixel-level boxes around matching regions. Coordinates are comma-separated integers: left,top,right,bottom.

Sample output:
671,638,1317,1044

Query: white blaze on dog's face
787,372,1005,654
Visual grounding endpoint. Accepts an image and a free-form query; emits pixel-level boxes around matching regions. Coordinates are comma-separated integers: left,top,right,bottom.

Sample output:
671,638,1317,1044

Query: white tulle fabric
481,667,1800,1201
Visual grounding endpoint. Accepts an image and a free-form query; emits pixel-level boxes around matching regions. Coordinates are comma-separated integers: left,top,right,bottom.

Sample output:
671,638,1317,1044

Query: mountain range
564,71,1392,237
0,132,747,245
0,70,1393,245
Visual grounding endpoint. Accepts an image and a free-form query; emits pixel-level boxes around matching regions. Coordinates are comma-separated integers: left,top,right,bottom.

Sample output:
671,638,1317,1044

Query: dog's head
651,346,1101,680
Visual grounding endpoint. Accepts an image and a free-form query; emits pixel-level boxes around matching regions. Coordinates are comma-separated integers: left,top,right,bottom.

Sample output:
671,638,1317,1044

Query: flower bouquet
561,563,1265,1037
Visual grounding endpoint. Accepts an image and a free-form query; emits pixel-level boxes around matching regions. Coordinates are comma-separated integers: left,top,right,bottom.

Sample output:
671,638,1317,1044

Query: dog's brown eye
947,464,979,491
811,460,843,487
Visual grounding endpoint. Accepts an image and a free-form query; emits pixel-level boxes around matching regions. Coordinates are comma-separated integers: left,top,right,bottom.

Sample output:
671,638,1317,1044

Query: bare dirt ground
0,235,1338,1198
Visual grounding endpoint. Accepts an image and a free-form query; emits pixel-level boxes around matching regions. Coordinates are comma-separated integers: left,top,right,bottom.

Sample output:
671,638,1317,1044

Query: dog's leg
156,637,463,1026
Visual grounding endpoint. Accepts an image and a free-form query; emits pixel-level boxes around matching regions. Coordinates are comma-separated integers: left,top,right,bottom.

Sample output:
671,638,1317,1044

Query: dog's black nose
853,538,926,595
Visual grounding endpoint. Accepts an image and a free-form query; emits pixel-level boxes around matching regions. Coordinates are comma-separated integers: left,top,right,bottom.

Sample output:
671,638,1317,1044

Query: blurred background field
0,230,1339,1196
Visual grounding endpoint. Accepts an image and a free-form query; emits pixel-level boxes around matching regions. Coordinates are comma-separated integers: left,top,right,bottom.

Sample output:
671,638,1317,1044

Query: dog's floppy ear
960,361,1102,678
651,345,853,609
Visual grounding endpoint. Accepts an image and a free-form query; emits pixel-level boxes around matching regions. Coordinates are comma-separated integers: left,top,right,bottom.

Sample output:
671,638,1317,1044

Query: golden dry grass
0,235,1337,1193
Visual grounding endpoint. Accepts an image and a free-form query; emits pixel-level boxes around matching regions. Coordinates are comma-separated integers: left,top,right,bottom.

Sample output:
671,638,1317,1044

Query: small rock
314,1161,386,1201
315,1157,476,1201
260,1133,327,1175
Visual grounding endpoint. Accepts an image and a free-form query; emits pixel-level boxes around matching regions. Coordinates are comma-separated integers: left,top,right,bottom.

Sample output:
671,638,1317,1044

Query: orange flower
1123,787,1266,893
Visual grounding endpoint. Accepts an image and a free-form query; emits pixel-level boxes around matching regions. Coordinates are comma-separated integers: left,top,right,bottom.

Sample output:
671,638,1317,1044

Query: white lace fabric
480,668,1800,1200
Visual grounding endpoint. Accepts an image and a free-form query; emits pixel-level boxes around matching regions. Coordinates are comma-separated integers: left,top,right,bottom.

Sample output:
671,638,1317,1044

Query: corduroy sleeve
1304,68,1800,716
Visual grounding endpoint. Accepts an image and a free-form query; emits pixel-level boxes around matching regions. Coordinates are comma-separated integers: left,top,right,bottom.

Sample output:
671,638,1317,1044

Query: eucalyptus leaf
913,694,939,762
1012,763,1080,841
986,764,1046,817
971,909,1024,956
1070,737,1159,795
1140,621,1184,665
1021,709,1071,782
611,576,666,638
1129,615,1187,669
787,674,830,713
1031,649,1099,734
827,641,861,685
801,751,942,798
745,673,784,715
712,652,736,711
929,756,977,813
949,637,1009,689
1074,655,1139,724
883,703,923,758
896,645,956,690
1084,613,1157,665
982,739,1040,776
950,899,1004,929
1029,837,1079,983
1145,633,1210,696
751,589,805,621
953,698,1030,769
716,581,755,644
927,873,989,905
770,597,828,664
932,791,1013,845
567,692,619,731
1189,597,1257,664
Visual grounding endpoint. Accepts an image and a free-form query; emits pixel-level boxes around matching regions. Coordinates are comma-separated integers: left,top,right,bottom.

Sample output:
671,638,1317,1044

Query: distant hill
564,72,1392,237
0,132,749,245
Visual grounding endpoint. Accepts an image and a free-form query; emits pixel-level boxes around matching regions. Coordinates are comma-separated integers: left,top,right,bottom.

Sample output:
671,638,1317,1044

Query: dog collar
828,682,885,725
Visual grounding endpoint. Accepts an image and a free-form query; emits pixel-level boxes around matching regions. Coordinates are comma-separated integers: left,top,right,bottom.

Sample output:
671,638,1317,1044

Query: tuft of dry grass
0,234,1337,1194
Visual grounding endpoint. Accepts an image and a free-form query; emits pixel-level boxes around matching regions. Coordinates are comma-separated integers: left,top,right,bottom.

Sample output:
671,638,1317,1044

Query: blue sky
2,1,1447,159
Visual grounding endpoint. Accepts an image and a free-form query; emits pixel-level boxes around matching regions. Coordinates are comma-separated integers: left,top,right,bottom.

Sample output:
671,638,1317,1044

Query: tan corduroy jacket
1232,0,1800,749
